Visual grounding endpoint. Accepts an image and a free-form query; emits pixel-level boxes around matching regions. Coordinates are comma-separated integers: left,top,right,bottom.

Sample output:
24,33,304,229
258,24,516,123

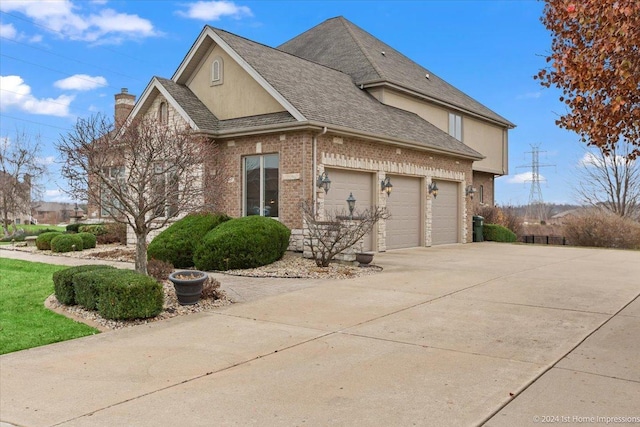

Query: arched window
211,56,224,85
159,101,168,124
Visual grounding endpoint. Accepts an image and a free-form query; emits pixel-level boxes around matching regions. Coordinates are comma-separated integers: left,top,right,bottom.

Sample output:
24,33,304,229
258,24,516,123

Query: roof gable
279,16,514,127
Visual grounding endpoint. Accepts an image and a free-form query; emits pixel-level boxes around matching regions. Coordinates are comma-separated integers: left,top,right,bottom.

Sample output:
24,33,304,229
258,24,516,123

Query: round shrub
77,232,97,249
36,231,63,250
51,234,84,253
53,265,115,306
194,216,291,271
66,223,84,233
96,270,163,320
483,224,517,242
148,212,231,268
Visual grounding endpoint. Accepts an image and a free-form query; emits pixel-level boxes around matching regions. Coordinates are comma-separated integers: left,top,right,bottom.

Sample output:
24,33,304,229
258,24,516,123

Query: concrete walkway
1,243,638,426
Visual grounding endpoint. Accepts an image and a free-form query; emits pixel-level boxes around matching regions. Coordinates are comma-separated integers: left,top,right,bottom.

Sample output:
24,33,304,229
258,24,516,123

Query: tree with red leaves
536,0,640,159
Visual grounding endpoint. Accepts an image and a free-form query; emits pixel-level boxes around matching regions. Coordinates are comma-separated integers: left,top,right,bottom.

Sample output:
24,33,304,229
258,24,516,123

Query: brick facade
472,171,495,211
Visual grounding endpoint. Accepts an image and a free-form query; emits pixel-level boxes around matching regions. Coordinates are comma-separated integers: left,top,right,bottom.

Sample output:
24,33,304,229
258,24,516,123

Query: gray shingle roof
155,77,296,132
212,27,483,159
278,16,514,127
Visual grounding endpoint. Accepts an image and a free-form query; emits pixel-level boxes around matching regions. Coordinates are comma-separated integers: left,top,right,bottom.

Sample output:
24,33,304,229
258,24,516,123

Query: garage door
324,168,373,251
431,180,459,245
386,175,421,249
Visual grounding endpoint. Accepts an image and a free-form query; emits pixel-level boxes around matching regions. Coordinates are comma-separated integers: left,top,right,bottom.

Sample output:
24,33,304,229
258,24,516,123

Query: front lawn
0,258,99,355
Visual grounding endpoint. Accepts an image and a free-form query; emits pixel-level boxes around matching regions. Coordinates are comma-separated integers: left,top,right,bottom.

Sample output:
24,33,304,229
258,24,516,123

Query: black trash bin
473,215,484,242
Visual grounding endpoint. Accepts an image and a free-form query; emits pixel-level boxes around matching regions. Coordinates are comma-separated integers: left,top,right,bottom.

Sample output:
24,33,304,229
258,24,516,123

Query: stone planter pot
168,270,207,305
355,252,374,265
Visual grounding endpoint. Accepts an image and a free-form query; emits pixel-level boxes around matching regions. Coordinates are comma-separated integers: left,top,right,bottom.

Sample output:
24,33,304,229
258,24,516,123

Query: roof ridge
339,17,384,81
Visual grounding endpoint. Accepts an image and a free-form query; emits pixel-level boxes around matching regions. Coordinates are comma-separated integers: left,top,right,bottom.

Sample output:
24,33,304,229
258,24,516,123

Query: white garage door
386,175,421,250
431,180,459,245
324,168,373,251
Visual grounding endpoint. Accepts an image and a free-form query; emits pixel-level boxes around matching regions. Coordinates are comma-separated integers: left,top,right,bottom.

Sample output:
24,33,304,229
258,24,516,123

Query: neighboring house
31,201,84,225
0,171,32,226
91,17,514,251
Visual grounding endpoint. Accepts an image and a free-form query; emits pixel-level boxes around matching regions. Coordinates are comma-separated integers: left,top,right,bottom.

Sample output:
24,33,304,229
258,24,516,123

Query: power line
517,144,555,223
0,114,74,132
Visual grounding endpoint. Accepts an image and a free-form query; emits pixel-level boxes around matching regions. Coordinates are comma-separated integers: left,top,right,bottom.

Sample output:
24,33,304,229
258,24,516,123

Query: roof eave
360,80,516,129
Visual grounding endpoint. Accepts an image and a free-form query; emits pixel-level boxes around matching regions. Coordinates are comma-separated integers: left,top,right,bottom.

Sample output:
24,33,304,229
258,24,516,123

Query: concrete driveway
1,243,639,426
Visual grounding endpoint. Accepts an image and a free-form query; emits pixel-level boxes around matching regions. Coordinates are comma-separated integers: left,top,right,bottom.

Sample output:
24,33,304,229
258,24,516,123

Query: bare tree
0,130,46,236
575,142,640,219
57,113,224,274
301,200,389,267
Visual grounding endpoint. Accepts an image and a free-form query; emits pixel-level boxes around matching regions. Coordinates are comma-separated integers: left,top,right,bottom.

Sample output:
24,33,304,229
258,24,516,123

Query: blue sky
0,0,588,205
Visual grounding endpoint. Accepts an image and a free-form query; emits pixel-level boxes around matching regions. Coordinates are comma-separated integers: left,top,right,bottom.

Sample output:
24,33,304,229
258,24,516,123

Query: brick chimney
114,88,136,129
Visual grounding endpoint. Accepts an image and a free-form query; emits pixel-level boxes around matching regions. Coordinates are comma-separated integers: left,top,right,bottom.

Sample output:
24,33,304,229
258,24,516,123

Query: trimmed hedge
77,232,97,249
483,224,517,242
66,223,85,233
194,216,290,271
148,212,231,268
73,269,111,310
36,231,64,250
51,234,84,253
52,265,115,305
96,270,163,320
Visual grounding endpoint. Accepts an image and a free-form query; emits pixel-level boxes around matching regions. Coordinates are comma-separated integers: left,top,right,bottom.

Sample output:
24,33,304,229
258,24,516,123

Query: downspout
312,126,328,217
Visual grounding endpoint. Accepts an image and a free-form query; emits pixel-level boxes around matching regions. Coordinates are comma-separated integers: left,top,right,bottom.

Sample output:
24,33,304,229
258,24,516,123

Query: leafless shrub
563,210,640,249
201,276,222,300
476,205,523,236
147,258,174,281
301,200,389,267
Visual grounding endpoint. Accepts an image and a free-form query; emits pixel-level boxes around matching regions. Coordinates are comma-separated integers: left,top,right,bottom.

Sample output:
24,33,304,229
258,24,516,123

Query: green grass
0,258,100,355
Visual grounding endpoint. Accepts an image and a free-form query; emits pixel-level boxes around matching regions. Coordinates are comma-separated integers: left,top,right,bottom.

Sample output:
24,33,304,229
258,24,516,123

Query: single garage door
431,180,459,245
324,168,373,251
386,175,421,250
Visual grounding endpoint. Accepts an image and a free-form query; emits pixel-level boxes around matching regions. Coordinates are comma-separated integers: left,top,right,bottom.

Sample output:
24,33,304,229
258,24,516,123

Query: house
0,171,32,227
91,16,514,252
31,201,84,225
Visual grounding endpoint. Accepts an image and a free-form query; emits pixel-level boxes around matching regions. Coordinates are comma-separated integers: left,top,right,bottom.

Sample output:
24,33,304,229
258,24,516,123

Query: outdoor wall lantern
465,185,476,198
428,181,439,198
346,192,356,220
316,171,331,194
381,176,393,196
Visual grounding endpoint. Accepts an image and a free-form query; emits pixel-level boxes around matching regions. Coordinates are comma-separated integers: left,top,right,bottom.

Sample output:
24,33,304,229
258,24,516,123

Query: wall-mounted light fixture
428,181,439,198
346,192,356,220
316,171,331,194
465,185,476,198
380,176,393,196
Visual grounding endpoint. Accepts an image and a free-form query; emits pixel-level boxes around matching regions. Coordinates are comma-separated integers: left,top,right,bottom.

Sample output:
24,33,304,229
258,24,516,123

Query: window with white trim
479,185,484,204
158,102,168,124
100,166,125,217
448,112,462,141
243,154,279,218
152,162,179,218
211,56,224,86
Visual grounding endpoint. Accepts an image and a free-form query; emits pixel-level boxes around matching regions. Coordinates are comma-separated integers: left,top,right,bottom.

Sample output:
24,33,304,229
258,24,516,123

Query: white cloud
44,189,74,203
0,22,18,39
38,156,56,165
0,0,159,43
177,1,252,21
505,172,547,184
578,152,633,168
0,75,74,117
54,74,107,91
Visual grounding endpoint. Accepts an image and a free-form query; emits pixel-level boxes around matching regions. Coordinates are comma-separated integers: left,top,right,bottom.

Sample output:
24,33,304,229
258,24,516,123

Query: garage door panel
386,175,421,250
431,180,459,245
324,169,373,251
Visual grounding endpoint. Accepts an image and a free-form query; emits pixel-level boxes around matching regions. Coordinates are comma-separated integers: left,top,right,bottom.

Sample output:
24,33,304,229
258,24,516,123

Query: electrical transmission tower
518,144,555,223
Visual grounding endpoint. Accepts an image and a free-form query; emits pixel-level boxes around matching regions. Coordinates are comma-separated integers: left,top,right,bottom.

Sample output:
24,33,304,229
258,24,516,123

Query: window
211,56,224,86
448,113,462,141
158,102,168,124
479,185,484,204
100,166,125,217
243,154,279,217
152,163,179,218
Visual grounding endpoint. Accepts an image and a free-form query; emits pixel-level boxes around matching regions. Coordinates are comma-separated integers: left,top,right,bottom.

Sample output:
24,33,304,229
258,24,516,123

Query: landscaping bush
96,270,163,320
483,224,517,242
77,232,97,249
148,212,231,268
79,224,106,237
35,231,64,250
73,269,114,310
52,265,115,305
50,234,84,253
194,216,290,271
563,210,640,249
96,222,127,244
476,205,523,237
66,223,84,233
